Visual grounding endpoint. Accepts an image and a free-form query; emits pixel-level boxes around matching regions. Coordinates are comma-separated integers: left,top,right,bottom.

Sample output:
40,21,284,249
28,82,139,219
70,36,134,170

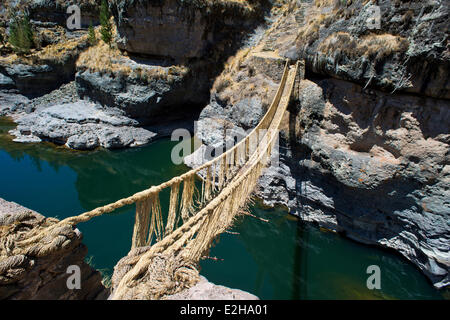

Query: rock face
0,32,89,98
277,78,449,288
9,100,157,150
0,198,108,299
165,276,259,300
0,0,270,150
0,0,100,28
75,0,269,123
111,0,266,60
195,69,450,288
75,61,208,124
281,0,449,99
0,61,77,98
28,0,101,28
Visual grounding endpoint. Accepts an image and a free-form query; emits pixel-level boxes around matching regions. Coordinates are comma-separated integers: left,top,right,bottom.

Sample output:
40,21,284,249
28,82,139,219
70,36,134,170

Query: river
0,117,444,299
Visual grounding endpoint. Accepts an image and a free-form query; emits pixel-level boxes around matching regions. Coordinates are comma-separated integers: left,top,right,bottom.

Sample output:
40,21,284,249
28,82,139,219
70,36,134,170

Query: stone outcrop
75,59,209,124
9,100,157,150
0,31,89,97
28,0,101,28
273,78,449,288
280,0,449,99
0,0,100,28
111,0,267,60
0,198,109,299
0,0,95,98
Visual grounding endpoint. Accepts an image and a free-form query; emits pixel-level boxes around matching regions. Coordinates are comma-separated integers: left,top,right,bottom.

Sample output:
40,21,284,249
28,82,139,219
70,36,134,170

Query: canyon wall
111,0,267,60
0,0,270,149
191,0,449,288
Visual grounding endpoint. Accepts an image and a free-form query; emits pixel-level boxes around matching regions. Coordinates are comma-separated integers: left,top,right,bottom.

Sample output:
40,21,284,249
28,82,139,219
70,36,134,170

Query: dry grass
225,47,251,74
214,73,234,93
38,34,89,61
296,0,342,48
296,0,378,48
207,0,255,12
0,32,89,66
358,34,409,59
212,47,251,94
211,47,277,109
77,41,128,72
296,0,409,59
296,14,325,46
76,22,183,82
318,32,409,61
314,0,340,8
77,39,189,84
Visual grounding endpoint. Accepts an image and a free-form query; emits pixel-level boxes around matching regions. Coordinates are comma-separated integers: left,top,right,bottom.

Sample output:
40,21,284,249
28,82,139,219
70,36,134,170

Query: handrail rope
57,60,291,225
16,60,294,248
111,63,299,299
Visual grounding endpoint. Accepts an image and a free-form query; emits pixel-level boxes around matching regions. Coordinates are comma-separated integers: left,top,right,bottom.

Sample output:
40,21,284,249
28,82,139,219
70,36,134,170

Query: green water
0,117,445,299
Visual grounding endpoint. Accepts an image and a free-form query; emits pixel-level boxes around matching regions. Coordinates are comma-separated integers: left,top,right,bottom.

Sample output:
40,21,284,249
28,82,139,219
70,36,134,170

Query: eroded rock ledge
0,0,270,150
111,0,267,60
10,99,157,150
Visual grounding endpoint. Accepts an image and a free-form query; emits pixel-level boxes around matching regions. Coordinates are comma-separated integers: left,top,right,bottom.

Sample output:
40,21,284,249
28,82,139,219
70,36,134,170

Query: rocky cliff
0,0,270,149
1,0,101,28
111,0,267,60
189,0,449,289
0,0,448,293
282,0,449,99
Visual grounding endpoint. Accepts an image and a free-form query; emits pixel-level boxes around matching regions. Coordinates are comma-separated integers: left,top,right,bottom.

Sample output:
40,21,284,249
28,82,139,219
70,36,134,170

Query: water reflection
201,202,444,300
0,117,190,272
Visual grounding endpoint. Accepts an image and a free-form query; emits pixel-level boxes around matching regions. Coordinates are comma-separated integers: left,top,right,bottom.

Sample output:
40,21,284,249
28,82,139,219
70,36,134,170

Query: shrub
8,10,34,54
99,0,112,46
88,24,97,45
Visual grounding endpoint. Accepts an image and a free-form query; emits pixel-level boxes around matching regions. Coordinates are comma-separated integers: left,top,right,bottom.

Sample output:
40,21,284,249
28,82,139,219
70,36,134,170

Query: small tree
8,10,34,54
88,23,97,45
99,0,112,46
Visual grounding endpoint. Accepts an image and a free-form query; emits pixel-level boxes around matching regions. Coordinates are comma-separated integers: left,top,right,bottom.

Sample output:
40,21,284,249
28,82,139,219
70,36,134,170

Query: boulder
0,198,109,300
165,276,259,300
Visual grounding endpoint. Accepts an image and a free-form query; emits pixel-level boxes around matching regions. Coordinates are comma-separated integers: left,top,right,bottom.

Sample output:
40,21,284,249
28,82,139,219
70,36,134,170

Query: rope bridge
13,59,303,299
